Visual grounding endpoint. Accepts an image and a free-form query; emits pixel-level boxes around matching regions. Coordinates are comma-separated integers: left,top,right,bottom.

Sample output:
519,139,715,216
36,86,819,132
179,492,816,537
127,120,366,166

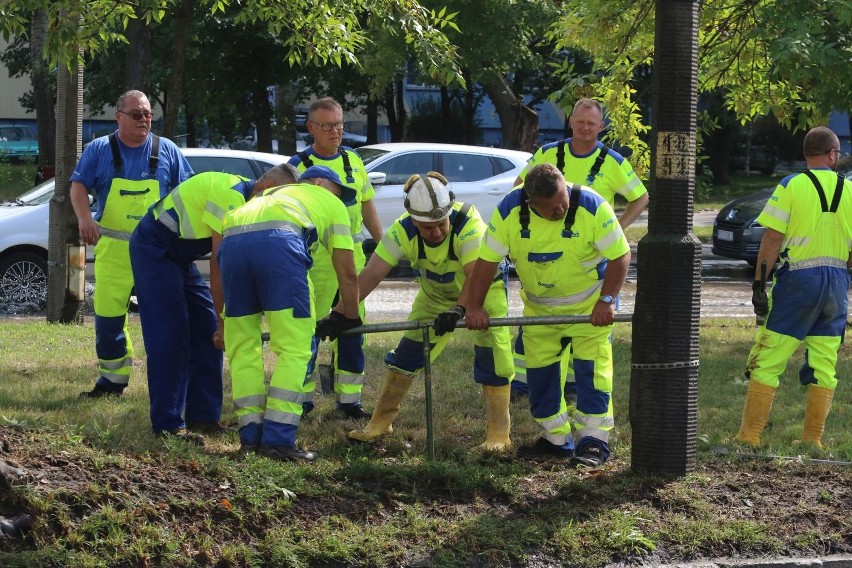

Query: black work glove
751,280,768,317
433,305,465,336
315,311,363,341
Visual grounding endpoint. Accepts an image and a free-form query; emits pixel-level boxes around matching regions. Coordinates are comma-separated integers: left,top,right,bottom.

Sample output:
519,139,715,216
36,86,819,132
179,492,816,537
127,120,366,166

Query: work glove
751,280,768,318
315,311,363,341
433,305,465,336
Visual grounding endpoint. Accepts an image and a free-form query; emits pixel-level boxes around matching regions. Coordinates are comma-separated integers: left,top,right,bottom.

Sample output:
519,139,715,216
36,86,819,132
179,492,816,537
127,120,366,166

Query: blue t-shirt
71,132,193,221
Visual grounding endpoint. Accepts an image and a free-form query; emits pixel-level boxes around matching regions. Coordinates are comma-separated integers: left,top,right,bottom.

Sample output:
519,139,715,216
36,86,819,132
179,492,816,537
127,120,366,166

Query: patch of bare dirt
0,426,850,566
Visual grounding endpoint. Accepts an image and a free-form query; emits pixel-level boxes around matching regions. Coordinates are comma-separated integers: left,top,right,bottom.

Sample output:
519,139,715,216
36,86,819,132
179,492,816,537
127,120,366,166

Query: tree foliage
0,0,464,86
549,0,852,176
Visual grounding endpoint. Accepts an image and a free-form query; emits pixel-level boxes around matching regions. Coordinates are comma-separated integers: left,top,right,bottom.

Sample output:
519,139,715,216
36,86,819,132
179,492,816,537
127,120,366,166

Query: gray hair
258,163,300,186
117,90,149,111
523,163,565,200
309,97,343,118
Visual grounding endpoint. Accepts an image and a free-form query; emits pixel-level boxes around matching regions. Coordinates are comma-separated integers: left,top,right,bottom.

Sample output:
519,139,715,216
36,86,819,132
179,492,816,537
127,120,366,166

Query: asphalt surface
629,207,718,228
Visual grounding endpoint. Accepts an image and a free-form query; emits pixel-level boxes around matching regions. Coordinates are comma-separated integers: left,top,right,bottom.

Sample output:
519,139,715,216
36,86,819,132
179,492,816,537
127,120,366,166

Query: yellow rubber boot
478,384,512,452
734,381,776,447
348,370,413,442
800,385,834,448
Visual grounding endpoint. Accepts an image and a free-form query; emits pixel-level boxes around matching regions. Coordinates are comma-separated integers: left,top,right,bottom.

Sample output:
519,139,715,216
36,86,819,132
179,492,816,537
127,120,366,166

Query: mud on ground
0,427,849,566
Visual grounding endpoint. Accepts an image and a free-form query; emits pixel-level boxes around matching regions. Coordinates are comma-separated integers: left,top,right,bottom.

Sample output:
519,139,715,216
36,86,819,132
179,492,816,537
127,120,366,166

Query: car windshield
355,147,390,166
0,126,35,141
5,179,55,206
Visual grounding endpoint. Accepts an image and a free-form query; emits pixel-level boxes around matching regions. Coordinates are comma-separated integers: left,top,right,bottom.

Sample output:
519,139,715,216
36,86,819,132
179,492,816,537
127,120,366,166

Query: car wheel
0,251,48,308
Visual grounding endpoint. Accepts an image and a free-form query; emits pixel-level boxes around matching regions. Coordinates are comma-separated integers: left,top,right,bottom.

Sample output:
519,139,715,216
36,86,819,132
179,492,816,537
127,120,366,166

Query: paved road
627,207,718,228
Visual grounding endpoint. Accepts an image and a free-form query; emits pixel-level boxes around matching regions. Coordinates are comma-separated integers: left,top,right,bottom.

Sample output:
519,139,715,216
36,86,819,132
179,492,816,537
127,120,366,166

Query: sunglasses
118,109,153,121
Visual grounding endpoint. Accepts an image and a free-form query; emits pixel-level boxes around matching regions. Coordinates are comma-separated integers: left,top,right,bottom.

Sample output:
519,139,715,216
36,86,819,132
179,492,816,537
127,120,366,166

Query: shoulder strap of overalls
563,184,582,236
108,132,122,173
556,139,566,173
519,185,581,238
586,144,610,184
107,133,160,176
148,135,160,176
340,149,355,184
297,150,314,168
416,202,472,261
802,169,844,213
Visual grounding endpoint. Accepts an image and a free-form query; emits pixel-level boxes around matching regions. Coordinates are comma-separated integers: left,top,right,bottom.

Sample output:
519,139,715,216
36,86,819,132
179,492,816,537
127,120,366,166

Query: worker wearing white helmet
347,171,515,451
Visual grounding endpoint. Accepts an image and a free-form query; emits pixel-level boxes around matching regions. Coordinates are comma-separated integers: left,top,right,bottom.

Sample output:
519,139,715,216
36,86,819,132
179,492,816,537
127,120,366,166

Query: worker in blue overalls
129,165,297,444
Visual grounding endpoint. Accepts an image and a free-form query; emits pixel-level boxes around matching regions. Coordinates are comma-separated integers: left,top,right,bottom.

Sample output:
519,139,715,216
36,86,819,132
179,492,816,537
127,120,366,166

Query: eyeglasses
118,109,153,121
309,120,345,132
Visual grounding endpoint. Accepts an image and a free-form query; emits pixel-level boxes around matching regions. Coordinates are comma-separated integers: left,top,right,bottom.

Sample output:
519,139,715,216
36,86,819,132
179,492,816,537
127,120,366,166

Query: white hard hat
403,171,455,222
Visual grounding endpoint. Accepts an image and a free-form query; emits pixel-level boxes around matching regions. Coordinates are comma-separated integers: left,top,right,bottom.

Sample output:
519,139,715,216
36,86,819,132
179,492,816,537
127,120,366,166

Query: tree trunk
185,105,197,148
462,70,476,145
383,81,406,142
630,0,701,476
702,89,734,184
275,83,297,155
706,124,733,185
47,58,85,324
123,14,149,91
481,73,538,152
30,11,55,173
253,84,273,153
162,0,195,140
366,97,378,144
439,86,452,142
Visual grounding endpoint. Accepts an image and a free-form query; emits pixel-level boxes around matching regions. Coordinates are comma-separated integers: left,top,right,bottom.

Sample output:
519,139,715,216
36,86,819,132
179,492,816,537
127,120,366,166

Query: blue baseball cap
300,165,356,204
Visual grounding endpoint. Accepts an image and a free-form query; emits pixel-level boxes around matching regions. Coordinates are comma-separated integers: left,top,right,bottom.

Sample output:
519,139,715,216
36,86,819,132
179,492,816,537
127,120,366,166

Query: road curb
648,554,852,568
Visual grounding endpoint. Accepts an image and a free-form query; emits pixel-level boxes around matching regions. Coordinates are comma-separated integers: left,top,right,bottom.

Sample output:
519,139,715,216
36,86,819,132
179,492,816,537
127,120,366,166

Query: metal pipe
260,313,634,342
260,313,634,461
422,326,435,460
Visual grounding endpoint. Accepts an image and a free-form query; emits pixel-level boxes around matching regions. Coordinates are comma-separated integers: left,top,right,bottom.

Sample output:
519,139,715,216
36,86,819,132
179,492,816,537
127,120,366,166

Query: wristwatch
599,294,615,304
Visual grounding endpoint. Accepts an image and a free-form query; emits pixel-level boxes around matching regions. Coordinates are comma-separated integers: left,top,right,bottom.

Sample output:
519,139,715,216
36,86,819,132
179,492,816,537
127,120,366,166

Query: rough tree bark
481,73,538,152
30,11,55,174
275,83,297,155
162,0,195,140
123,14,149,91
366,98,378,144
384,81,407,142
47,59,85,324
253,83,273,153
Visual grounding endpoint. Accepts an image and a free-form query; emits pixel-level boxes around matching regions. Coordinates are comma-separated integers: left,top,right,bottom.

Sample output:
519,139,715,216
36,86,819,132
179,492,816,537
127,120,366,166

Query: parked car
355,142,531,235
0,148,289,307
0,124,39,162
712,158,852,265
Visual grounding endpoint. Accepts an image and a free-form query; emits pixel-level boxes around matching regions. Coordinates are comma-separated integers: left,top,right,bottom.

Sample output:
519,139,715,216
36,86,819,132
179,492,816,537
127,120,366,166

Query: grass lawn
0,318,849,567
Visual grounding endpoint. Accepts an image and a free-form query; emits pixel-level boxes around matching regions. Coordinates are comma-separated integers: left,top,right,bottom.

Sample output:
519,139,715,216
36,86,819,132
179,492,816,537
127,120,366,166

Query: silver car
356,142,531,234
